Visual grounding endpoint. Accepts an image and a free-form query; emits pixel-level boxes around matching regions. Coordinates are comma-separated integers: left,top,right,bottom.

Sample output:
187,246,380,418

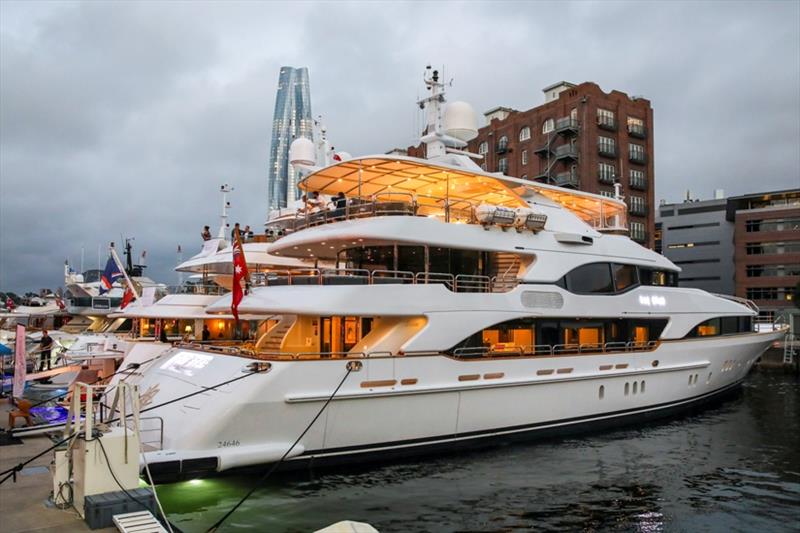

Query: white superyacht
127,69,786,479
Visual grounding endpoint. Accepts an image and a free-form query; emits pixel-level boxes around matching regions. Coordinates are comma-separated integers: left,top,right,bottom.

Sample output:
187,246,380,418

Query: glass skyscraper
267,67,313,212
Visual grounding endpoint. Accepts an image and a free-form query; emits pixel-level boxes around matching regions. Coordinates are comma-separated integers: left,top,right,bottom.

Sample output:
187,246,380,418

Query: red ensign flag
231,232,249,321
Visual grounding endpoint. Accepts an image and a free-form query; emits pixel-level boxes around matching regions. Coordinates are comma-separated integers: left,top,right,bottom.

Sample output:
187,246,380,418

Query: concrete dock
0,400,114,533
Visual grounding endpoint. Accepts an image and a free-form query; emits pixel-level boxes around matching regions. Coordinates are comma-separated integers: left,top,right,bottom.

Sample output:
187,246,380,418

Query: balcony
598,144,616,158
598,171,616,185
629,204,648,217
554,170,579,188
628,123,647,138
597,115,617,131
555,117,579,135
629,152,647,164
630,176,648,190
554,144,578,161
533,142,553,157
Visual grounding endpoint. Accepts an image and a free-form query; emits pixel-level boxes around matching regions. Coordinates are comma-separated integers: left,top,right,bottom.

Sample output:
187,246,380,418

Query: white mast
218,184,233,240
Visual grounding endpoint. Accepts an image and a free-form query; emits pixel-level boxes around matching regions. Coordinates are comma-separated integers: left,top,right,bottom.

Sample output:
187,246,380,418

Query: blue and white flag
99,256,123,294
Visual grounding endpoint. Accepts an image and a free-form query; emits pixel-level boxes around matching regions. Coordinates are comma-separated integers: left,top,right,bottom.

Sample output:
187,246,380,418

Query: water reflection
156,373,800,532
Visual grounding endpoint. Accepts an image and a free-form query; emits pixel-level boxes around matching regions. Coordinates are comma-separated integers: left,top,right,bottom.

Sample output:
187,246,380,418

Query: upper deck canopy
298,156,627,229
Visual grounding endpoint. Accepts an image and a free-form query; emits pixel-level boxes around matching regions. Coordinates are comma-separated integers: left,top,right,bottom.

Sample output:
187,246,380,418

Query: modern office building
267,66,313,212
658,189,799,328
407,81,655,248
657,196,735,295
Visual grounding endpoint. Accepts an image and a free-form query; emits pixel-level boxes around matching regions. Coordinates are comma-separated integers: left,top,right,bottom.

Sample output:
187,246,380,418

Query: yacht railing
451,340,659,358
264,193,502,238
183,340,661,361
710,293,759,313
251,268,519,293
165,284,228,296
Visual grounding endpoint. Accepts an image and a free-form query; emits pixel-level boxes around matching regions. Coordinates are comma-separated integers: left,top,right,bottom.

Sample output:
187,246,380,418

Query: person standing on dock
38,330,53,372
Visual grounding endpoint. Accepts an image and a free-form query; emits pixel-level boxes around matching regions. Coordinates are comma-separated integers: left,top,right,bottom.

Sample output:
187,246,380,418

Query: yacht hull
135,330,781,480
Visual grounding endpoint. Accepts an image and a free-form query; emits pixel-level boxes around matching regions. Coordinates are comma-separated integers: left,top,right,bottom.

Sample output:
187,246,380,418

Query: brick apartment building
729,190,800,327
657,189,799,330
405,81,655,248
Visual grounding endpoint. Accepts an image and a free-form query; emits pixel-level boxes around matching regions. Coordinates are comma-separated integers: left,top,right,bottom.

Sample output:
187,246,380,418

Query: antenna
177,245,184,286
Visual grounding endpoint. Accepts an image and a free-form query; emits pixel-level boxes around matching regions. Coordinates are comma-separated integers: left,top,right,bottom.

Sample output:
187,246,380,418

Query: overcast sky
1,0,798,292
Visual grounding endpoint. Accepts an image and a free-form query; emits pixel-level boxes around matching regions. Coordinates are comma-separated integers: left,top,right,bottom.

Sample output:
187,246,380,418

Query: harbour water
156,372,799,532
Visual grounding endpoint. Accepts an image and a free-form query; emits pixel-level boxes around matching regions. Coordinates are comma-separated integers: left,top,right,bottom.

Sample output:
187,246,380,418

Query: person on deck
201,226,212,241
159,328,168,343
39,330,53,372
202,324,210,342
231,223,242,241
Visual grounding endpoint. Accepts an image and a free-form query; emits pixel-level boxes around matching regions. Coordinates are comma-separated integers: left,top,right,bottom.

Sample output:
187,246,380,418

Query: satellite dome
444,101,478,142
289,137,315,166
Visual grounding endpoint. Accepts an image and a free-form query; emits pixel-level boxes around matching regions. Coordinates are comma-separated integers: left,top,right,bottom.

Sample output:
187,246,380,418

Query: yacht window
612,263,639,291
565,263,614,294
640,268,678,287
450,317,667,356
687,316,753,338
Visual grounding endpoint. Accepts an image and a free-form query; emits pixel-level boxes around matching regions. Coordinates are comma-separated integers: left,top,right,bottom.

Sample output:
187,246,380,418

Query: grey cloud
1,0,798,292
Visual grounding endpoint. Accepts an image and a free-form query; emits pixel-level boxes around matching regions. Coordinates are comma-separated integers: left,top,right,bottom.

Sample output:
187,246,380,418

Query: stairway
490,253,520,280
256,314,297,353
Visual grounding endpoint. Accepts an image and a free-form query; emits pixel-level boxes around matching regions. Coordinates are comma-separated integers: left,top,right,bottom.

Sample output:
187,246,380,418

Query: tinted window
640,268,678,287
566,263,614,294
721,317,738,335
612,263,639,291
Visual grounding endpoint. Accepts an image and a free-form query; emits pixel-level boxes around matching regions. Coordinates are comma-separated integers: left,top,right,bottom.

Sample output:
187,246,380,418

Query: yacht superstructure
117,68,786,480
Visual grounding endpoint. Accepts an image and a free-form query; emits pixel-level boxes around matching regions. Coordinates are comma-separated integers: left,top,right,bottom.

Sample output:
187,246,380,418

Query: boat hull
134,329,782,481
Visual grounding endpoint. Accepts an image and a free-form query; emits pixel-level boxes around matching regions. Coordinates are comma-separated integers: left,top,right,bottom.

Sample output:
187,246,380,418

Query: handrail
176,338,662,362
711,293,759,313
165,284,228,296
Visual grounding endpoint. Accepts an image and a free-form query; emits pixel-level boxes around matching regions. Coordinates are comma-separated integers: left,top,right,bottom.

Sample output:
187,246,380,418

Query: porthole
599,385,605,399
624,382,630,396
640,380,646,393
633,381,638,394
652,360,659,367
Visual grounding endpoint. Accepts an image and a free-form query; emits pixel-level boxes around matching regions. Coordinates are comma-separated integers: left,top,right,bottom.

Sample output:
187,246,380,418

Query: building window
627,116,646,137
478,141,488,155
629,195,647,216
570,108,577,120
745,218,800,232
521,150,528,166
497,136,509,153
630,222,647,242
599,190,615,198
666,240,720,249
519,126,531,141
498,158,508,174
542,119,555,134
746,264,800,277
597,108,616,129
598,136,616,156
746,241,800,255
598,162,615,184
630,169,646,189
629,142,646,163
746,287,793,301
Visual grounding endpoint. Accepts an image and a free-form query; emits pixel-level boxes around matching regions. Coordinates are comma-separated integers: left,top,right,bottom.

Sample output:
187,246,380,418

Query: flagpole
109,243,141,299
